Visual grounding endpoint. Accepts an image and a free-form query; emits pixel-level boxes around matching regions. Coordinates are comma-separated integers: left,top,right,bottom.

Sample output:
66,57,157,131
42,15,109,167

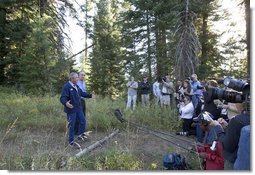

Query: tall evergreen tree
195,0,226,79
90,0,124,97
0,0,77,93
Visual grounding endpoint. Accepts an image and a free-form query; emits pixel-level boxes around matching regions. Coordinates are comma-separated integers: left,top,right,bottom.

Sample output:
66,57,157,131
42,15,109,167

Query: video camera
207,77,250,112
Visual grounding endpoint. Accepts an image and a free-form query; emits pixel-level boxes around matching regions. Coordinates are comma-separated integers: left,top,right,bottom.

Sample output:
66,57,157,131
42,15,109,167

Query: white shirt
179,102,194,119
153,81,161,97
69,81,78,92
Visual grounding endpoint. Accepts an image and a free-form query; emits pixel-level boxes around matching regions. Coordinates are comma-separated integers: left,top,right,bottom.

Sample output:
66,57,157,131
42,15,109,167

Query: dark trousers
81,99,86,116
67,110,86,144
170,94,174,107
182,118,193,132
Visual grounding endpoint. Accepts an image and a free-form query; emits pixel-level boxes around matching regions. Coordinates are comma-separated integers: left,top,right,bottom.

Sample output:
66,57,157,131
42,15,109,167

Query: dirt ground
0,126,199,170
0,110,238,170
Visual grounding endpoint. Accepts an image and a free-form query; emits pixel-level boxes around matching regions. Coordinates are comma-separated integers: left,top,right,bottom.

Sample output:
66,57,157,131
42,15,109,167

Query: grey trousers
141,94,150,106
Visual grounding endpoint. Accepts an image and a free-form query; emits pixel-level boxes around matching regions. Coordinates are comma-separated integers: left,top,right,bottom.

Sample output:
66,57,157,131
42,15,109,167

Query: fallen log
75,129,119,158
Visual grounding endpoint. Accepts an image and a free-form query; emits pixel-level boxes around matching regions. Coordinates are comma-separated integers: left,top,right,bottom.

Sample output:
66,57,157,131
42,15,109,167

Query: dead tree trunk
75,129,119,158
175,0,200,80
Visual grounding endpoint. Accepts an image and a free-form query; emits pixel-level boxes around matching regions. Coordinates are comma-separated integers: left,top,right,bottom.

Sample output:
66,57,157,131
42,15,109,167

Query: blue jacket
234,125,250,170
60,82,92,114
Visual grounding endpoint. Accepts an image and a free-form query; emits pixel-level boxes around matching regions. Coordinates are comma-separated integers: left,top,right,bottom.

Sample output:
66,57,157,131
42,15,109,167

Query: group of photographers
175,74,250,170
128,73,250,170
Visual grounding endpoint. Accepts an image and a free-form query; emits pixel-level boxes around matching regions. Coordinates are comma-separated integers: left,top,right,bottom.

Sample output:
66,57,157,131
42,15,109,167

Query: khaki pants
141,94,150,106
155,95,162,106
126,95,137,110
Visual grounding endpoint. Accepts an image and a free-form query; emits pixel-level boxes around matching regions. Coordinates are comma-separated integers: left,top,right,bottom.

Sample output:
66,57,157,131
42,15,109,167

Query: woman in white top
176,95,194,136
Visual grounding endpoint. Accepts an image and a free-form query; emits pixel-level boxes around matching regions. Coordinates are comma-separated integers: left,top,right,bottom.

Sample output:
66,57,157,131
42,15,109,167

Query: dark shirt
203,92,221,119
139,81,151,94
218,113,250,163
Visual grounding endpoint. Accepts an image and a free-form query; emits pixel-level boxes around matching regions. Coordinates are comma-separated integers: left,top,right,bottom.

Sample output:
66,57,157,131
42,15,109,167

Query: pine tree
0,0,77,93
90,0,124,98
195,0,226,79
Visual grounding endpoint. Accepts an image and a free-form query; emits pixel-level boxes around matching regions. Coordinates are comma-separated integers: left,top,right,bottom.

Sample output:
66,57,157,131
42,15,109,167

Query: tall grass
122,103,182,132
0,86,189,170
0,86,181,132
0,87,66,131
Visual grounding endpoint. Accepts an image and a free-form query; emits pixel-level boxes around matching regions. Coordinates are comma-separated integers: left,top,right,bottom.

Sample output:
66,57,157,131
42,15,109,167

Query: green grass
0,86,181,132
0,88,66,131
92,148,143,170
0,86,198,170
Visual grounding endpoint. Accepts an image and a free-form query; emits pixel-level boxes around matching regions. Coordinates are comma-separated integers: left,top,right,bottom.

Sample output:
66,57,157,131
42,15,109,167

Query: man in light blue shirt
190,74,202,109
191,74,204,143
77,71,87,115
76,71,88,138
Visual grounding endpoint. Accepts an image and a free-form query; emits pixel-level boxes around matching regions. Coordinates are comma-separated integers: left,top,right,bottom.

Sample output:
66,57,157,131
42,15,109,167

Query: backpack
163,153,187,170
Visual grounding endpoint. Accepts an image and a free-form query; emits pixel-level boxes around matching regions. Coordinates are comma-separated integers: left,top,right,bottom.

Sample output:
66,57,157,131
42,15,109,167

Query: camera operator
217,108,250,170
190,111,225,170
203,80,222,120
161,75,173,108
178,80,192,100
208,77,251,170
175,80,182,109
177,80,193,112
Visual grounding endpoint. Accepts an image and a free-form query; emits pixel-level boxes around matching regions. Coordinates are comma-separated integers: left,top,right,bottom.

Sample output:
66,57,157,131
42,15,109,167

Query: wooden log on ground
75,129,119,158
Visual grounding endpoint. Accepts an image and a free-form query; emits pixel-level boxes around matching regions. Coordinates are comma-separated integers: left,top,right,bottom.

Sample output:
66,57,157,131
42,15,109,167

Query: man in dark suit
60,72,95,149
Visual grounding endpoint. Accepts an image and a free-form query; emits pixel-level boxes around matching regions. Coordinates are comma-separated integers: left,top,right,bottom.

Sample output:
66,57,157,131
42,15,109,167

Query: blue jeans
67,110,86,144
196,124,204,143
234,125,250,170
191,95,199,110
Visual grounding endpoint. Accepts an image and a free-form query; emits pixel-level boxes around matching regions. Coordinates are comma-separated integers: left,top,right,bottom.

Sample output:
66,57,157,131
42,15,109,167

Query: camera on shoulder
207,77,250,112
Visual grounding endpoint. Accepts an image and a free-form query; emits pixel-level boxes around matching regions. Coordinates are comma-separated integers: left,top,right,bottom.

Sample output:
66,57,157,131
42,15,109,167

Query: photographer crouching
206,77,250,170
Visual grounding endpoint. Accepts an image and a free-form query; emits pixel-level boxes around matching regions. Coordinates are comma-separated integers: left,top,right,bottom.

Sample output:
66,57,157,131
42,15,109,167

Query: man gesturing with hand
60,72,95,149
